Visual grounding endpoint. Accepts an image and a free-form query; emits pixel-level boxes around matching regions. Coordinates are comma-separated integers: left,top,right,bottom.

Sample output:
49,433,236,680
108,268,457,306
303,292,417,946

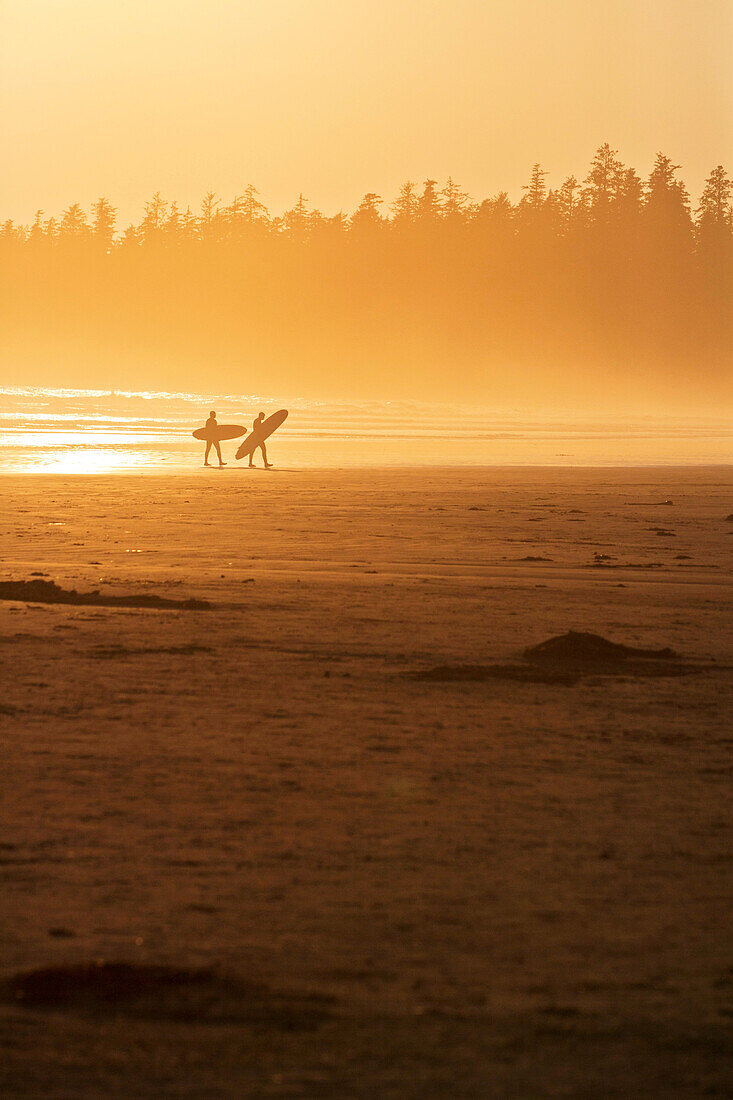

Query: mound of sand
409,632,694,685
523,631,679,667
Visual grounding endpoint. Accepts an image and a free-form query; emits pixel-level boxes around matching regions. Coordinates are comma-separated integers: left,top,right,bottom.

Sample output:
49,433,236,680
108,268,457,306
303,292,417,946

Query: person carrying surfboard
248,411,273,468
234,409,288,465
203,411,227,468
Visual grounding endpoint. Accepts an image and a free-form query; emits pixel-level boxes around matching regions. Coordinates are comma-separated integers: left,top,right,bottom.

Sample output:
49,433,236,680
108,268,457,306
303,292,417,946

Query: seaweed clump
0,578,210,611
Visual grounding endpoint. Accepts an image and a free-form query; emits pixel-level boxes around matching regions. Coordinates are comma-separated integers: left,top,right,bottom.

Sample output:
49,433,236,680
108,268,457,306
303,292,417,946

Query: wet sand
1,466,732,1097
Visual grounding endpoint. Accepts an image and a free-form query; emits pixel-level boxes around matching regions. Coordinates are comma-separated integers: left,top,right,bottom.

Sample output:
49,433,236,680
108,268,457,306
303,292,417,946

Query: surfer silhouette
203,411,227,468
249,412,273,468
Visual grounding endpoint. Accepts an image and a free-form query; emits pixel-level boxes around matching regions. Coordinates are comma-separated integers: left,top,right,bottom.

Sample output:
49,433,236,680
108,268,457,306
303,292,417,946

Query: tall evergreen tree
417,179,442,221
242,184,268,224
139,192,167,244
556,176,582,234
180,206,197,241
226,186,268,239
350,192,383,231
390,181,419,225
59,203,89,240
695,165,732,283
645,154,691,229
522,164,548,208
517,165,550,234
696,165,732,234
616,167,644,219
0,219,17,242
282,193,311,237
29,209,46,245
91,197,117,250
441,177,470,221
164,202,183,243
199,191,221,240
583,143,625,217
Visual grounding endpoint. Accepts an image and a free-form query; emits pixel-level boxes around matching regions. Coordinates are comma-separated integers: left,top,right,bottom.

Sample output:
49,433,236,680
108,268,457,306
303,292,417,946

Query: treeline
2,145,731,403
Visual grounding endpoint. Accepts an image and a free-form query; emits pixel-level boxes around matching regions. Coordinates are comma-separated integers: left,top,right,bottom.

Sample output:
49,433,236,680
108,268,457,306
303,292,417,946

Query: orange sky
2,0,731,223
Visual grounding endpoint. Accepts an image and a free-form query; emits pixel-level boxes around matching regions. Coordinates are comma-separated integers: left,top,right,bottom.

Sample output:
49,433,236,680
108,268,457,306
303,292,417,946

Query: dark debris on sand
0,579,211,611
406,632,715,686
91,644,213,659
407,663,578,685
5,962,335,1029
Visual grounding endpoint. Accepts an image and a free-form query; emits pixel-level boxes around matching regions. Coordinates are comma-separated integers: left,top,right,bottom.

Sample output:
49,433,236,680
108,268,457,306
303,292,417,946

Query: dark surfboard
235,410,288,460
192,424,246,442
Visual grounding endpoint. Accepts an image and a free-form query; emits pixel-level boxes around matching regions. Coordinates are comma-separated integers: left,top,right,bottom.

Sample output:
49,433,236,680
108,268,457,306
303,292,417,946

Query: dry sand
0,465,731,1098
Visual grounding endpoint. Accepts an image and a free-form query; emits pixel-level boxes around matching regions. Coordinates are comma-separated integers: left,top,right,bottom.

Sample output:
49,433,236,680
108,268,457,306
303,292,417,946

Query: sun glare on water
16,446,151,474
0,427,169,473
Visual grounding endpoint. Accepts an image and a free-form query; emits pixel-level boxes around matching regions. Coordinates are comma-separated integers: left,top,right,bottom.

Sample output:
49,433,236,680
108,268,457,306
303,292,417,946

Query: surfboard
192,424,246,442
235,410,289,460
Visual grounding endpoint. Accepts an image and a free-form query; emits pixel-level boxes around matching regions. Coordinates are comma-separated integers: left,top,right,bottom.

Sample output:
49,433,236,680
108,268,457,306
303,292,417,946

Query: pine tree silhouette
1,150,729,399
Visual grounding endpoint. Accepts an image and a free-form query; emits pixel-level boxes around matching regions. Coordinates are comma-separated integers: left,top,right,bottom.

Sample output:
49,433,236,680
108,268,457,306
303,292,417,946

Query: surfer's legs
214,441,226,467
204,441,212,466
248,444,269,468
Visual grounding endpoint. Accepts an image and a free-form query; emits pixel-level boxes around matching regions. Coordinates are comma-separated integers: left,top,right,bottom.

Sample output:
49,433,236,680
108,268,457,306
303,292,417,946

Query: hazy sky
2,0,731,223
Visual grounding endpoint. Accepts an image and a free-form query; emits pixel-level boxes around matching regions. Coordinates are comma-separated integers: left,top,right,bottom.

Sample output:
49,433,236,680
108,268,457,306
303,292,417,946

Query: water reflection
0,428,173,473
0,388,731,472
0,431,166,447
5,432,732,473
12,446,152,474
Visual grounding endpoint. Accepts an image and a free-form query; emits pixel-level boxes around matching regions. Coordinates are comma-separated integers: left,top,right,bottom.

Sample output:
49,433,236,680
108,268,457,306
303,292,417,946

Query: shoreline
2,460,732,475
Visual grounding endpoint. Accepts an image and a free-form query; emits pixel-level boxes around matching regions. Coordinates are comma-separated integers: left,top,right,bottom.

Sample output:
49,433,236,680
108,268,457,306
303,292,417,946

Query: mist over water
0,387,730,473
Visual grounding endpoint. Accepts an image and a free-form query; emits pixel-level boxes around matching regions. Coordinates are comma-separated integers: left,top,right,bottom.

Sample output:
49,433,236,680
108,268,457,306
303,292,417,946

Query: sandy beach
1,465,732,1097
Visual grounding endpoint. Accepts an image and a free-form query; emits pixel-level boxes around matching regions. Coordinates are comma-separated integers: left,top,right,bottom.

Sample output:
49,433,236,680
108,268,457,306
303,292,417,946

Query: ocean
0,387,730,473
